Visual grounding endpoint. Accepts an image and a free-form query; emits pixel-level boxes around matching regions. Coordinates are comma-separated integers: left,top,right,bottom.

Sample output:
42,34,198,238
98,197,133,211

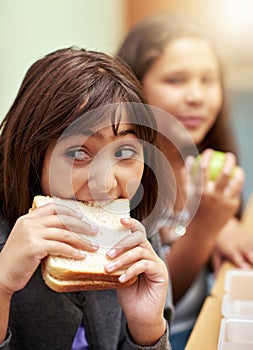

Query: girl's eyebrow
85,128,137,138
81,130,94,136
117,128,137,137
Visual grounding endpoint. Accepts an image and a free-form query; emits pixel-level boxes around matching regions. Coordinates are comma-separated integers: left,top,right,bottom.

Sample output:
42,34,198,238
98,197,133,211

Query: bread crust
32,196,137,292
42,269,137,292
42,256,123,282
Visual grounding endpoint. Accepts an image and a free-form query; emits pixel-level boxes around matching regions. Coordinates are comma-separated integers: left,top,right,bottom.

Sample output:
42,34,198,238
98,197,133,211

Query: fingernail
121,218,131,225
79,250,87,257
107,248,116,258
91,242,99,249
105,262,115,272
241,263,251,270
118,274,126,282
90,224,99,233
81,218,99,233
74,211,83,218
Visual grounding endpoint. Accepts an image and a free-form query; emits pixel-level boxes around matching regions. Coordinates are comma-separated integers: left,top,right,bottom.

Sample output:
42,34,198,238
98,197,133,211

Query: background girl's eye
202,76,215,84
167,77,185,84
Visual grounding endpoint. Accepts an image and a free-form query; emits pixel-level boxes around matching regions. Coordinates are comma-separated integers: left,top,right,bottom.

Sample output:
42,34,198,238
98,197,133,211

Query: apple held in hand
195,150,235,181
209,151,228,181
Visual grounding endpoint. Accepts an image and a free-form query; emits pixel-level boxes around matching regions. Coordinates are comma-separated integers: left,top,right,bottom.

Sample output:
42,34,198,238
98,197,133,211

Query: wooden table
184,262,234,350
185,194,253,349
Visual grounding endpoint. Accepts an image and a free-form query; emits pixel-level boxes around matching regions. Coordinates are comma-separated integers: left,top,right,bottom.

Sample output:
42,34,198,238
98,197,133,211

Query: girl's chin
186,132,205,147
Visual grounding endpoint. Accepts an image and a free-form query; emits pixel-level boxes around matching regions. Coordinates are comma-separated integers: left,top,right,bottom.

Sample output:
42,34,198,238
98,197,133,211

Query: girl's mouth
179,117,204,128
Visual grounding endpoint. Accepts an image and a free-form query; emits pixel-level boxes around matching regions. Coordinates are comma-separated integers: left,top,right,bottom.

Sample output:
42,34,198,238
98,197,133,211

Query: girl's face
142,37,223,146
41,117,144,203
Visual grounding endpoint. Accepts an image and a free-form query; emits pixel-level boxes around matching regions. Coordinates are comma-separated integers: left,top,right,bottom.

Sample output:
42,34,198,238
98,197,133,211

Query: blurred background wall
0,0,126,119
1,0,252,203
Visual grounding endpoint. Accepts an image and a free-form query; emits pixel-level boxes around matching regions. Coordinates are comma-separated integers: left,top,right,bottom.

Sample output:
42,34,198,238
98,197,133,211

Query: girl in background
117,12,247,349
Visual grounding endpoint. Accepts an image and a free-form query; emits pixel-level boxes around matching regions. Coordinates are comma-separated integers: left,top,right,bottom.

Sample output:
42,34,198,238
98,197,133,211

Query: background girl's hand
185,149,245,231
212,218,253,273
0,203,98,297
105,218,168,346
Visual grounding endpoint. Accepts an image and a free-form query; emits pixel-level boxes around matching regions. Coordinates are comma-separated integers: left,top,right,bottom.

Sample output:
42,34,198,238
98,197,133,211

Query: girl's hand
212,218,253,273
0,203,98,298
185,149,245,232
105,218,168,346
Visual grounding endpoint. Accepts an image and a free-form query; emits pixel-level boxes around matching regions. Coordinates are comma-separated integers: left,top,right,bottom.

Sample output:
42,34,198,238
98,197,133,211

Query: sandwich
31,195,137,292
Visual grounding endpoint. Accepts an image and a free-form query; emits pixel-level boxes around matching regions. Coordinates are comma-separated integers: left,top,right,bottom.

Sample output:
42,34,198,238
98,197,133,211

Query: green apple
195,151,234,181
209,151,227,181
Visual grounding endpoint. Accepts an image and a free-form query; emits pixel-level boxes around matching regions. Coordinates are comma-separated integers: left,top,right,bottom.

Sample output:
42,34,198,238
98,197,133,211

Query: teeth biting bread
31,196,137,292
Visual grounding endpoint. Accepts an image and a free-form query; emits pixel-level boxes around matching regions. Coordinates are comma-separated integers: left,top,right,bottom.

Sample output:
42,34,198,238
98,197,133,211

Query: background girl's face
142,37,223,146
41,118,144,203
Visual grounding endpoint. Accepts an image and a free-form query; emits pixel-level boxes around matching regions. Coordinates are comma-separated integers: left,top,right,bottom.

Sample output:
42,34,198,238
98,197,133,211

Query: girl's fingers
194,150,244,198
11,215,99,263
41,240,89,260
22,228,98,264
29,203,99,235
105,239,154,274
243,250,253,267
211,252,223,275
223,166,245,197
120,217,146,234
41,227,99,252
106,243,166,285
188,150,213,190
29,202,83,218
35,213,98,235
106,218,146,258
198,149,214,184
220,152,236,176
214,152,237,191
229,251,251,269
118,259,153,284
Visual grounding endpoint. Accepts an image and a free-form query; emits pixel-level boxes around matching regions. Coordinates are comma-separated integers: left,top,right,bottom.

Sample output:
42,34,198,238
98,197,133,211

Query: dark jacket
0,216,172,350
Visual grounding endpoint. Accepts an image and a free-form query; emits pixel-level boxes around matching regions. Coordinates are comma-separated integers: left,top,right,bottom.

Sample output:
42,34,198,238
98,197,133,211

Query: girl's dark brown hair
0,47,172,228
116,12,238,156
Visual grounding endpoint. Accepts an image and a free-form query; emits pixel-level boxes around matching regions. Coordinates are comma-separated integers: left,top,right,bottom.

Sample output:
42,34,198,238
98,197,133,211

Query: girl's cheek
126,179,142,199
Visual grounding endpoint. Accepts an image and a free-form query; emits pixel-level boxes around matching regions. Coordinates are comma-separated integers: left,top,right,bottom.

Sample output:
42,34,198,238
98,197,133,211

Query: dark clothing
0,216,172,350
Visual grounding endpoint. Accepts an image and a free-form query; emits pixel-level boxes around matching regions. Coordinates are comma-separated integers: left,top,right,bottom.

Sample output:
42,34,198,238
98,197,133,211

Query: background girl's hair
116,12,239,157
116,13,204,82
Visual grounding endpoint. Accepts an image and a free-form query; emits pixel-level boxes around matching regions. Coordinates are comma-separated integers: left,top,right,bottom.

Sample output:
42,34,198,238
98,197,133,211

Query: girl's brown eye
115,148,136,159
67,149,89,161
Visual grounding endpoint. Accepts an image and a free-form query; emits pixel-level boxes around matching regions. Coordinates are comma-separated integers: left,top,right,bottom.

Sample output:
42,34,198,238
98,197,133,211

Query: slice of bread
31,196,137,292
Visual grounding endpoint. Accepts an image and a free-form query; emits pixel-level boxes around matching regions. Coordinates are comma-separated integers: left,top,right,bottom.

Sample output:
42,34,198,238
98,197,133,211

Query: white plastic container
222,269,253,318
218,318,253,350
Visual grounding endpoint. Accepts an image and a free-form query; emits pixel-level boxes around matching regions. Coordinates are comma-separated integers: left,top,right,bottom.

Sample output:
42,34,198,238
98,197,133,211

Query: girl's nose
88,156,118,196
185,80,204,104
